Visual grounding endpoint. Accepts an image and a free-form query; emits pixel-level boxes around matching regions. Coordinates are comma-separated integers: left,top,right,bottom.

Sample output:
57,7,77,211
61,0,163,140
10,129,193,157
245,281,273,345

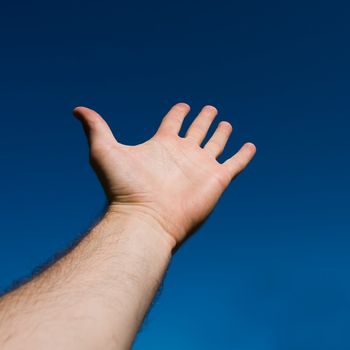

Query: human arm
0,103,256,349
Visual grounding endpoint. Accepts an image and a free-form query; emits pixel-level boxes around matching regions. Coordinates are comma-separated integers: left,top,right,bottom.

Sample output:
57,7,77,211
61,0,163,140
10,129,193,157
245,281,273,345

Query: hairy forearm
0,207,175,350
0,102,255,349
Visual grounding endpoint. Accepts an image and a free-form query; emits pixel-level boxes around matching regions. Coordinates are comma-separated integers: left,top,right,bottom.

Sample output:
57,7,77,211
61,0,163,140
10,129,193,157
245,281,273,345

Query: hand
74,103,256,246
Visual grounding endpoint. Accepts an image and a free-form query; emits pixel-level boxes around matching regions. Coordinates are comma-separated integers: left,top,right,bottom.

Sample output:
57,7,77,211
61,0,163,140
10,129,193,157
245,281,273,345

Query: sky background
0,0,350,349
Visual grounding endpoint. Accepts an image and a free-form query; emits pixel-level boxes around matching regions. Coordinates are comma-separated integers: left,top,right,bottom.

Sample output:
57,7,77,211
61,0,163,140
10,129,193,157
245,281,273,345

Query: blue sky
0,1,349,348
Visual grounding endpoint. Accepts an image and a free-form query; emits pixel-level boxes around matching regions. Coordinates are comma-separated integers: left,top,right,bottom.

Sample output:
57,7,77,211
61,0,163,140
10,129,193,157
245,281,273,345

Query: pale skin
0,103,256,349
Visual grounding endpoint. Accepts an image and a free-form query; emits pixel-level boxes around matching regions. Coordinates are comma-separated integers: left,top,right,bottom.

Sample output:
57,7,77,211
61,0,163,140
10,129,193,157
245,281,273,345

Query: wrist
105,203,177,253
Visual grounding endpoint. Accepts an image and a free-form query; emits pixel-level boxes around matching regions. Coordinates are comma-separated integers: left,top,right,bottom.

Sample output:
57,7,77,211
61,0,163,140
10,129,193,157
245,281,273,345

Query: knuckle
235,157,246,170
88,117,102,129
90,143,108,159
210,138,223,148
216,169,231,187
192,123,207,133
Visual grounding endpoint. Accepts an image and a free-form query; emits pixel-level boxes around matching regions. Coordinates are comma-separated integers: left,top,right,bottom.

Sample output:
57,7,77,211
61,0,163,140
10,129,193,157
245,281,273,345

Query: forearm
0,102,255,349
0,207,175,350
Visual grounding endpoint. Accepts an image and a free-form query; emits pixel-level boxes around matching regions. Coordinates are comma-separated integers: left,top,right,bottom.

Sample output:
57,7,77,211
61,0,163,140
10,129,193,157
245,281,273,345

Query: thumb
73,106,117,147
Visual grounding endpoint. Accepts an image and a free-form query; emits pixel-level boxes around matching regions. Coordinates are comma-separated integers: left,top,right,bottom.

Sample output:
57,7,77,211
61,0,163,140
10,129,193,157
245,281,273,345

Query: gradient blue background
1,1,349,348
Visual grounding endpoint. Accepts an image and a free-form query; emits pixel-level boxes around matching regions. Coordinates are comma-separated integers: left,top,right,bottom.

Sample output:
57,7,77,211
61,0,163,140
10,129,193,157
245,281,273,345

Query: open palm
74,103,256,244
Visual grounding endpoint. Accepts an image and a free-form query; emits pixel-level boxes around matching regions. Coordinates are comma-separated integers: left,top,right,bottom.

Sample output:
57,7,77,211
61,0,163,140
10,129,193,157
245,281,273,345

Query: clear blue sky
1,1,349,348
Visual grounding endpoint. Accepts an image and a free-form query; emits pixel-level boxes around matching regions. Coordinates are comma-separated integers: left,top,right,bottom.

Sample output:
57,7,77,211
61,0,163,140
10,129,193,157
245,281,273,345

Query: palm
74,103,256,243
